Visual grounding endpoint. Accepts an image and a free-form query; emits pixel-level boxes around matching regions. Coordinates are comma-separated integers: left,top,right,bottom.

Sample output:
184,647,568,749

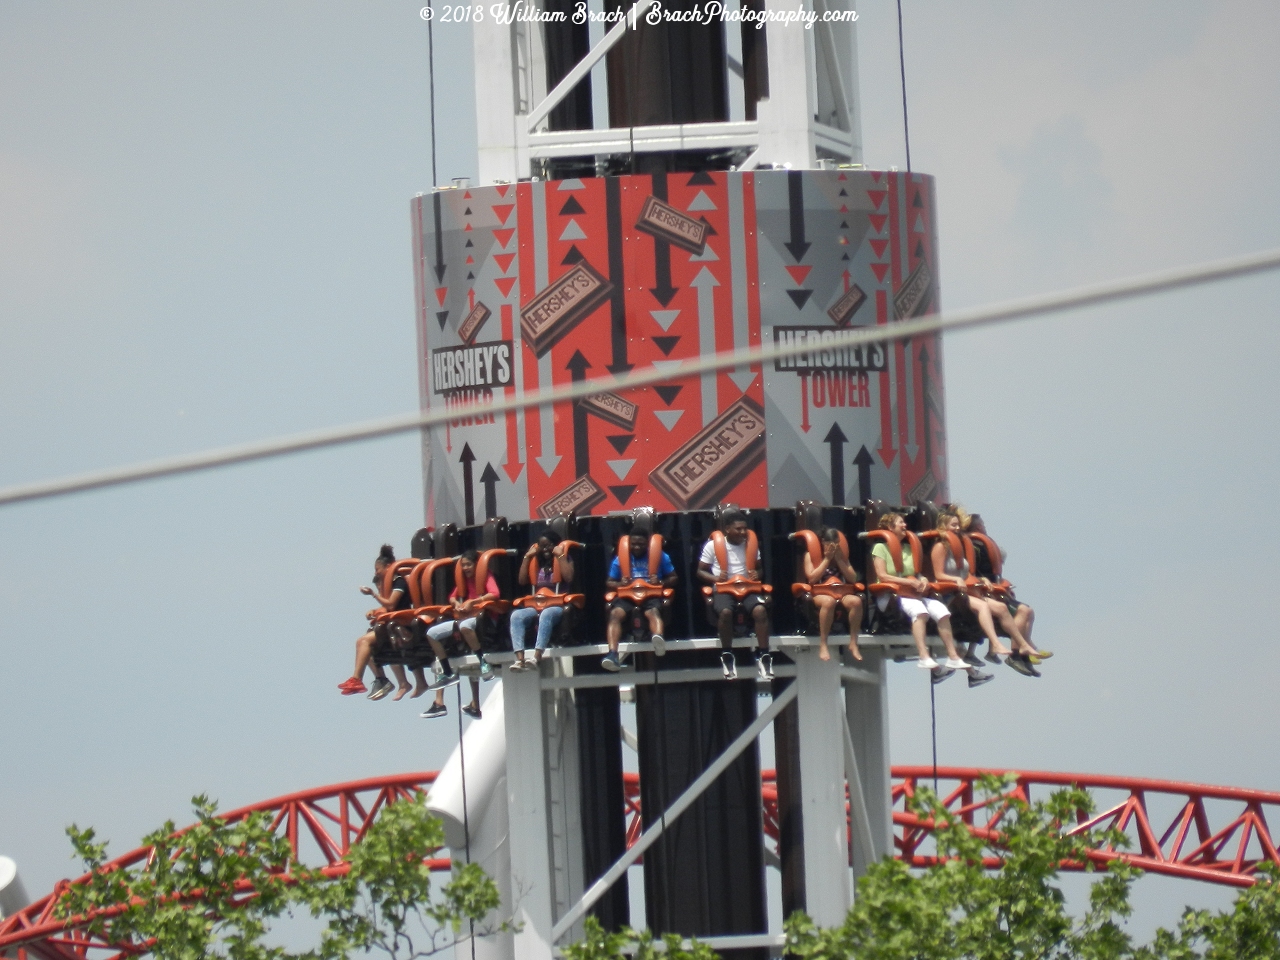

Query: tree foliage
56,793,503,960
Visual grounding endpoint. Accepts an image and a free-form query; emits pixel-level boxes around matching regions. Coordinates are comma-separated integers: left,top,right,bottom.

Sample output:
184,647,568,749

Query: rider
803,526,865,663
339,544,419,701
603,531,677,672
509,532,574,671
423,549,497,719
697,509,773,681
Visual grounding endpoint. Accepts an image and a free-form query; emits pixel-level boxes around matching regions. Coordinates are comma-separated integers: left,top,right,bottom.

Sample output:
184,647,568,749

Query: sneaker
651,633,667,657
421,702,447,719
930,665,956,684
1031,648,1054,661
962,648,985,669
462,703,482,719
721,652,738,680
368,677,395,701
480,660,495,681
944,658,968,670
917,657,940,670
984,650,1005,664
508,659,526,673
339,677,367,695
1006,655,1041,679
602,651,621,672
967,670,994,688
756,652,775,681
429,671,460,690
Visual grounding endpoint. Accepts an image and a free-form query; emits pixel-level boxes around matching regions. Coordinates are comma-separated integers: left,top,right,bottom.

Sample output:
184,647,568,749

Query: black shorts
710,592,768,617
611,597,665,616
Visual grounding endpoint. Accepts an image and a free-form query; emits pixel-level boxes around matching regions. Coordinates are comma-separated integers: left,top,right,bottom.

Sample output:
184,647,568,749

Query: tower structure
416,5,947,959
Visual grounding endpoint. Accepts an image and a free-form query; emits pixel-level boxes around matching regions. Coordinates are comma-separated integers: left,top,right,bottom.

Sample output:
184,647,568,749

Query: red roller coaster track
3,768,1277,960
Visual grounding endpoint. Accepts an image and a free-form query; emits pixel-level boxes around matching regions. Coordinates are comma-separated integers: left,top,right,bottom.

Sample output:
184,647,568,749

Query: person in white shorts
870,512,966,673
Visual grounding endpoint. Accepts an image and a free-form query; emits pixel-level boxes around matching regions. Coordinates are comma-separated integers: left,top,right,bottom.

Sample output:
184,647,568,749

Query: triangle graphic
787,289,814,309
464,223,472,231
913,212,925,232
652,336,681,356
687,170,716,185
465,255,474,264
699,216,717,236
838,173,848,180
871,172,882,183
492,203,516,224
868,214,888,233
867,189,887,210
869,239,889,258
606,434,635,455
435,287,448,306
494,277,518,298
912,192,923,207
650,309,680,331
841,253,850,261
785,265,812,285
607,459,636,480
839,204,849,213
654,409,685,431
493,253,517,273
914,239,926,259
493,228,516,248
653,384,683,405
652,360,684,375
728,369,757,393
690,243,719,262
464,207,472,215
687,190,717,211
609,484,638,505
466,271,475,280
838,188,848,197
561,244,586,265
465,238,474,248
559,195,586,215
495,184,511,197
559,218,588,241
557,178,585,191
840,221,848,229
870,263,890,283
463,190,472,199
436,310,449,330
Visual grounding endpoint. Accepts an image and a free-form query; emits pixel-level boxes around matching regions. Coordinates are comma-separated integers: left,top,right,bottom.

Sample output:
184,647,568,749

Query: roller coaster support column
843,652,894,872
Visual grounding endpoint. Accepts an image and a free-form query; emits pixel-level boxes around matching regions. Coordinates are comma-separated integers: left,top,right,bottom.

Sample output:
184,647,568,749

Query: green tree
56,792,504,960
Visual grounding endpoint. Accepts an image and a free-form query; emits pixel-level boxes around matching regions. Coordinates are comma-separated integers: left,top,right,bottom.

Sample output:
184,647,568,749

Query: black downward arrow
649,173,678,308
567,350,592,477
432,192,447,284
604,178,633,374
823,422,848,506
853,445,875,505
479,463,500,521
785,171,810,262
459,443,476,526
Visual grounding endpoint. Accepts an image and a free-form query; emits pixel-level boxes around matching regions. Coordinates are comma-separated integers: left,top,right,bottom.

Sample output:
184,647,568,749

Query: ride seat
791,528,866,634
605,533,675,605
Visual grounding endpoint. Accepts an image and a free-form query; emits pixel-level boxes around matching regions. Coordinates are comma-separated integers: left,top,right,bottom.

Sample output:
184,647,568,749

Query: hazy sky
3,0,1279,940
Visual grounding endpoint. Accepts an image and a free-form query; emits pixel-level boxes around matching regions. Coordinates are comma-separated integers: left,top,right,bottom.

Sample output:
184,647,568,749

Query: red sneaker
338,677,367,695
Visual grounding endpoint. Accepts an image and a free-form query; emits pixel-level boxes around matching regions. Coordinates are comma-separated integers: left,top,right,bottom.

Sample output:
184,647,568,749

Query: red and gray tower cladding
412,169,945,526
414,4,935,957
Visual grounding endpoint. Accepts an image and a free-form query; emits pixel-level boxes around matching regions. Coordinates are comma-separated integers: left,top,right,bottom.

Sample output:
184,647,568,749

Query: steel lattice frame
4,768,1278,960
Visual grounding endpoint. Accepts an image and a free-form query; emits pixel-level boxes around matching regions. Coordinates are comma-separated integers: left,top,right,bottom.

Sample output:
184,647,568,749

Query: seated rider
339,544,424,701
964,510,1048,669
803,527,865,662
869,512,969,678
424,548,497,719
697,509,773,681
509,532,574,672
603,531,677,672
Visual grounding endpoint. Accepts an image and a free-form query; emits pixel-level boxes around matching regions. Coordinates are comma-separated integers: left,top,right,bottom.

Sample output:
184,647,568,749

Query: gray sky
3,0,1278,940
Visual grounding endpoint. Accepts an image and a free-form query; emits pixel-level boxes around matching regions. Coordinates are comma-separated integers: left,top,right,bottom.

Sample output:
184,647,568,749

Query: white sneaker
944,657,968,670
651,633,666,656
918,657,940,670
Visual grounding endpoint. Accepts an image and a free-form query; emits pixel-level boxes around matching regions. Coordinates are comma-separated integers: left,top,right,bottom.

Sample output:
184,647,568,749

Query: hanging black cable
455,683,477,960
895,0,911,172
428,0,439,184
929,674,938,795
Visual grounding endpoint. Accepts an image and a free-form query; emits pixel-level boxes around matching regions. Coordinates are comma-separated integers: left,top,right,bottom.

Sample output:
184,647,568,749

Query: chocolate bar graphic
635,195,708,255
520,262,613,358
537,474,607,519
893,260,933,320
457,300,492,345
649,397,766,510
827,283,867,327
579,390,639,431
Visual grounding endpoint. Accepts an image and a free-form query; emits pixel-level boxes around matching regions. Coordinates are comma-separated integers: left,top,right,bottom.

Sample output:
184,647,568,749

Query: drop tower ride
412,2,947,958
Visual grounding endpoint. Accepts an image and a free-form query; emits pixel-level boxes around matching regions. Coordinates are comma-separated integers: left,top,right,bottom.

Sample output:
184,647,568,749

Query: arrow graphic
875,291,897,468
799,374,811,433
918,341,937,474
480,462,499,521
902,340,918,462
604,178,633,374
785,171,810,262
432,192,447,284
726,173,757,394
649,173,678,307
853,445,875,504
535,352,561,476
500,304,524,482
566,350,592,478
690,266,720,425
460,443,476,526
823,422,848,506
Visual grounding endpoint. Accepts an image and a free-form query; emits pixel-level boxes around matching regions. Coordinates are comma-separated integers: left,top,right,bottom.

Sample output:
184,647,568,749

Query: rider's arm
804,551,828,584
555,545,575,583
606,555,622,590
660,552,678,588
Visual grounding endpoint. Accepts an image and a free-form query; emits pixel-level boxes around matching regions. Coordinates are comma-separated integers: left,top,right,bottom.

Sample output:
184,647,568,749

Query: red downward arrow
785,265,812,285
501,304,524,481
493,228,516,248
492,203,515,225
800,373,811,433
495,184,510,197
870,263,889,283
875,291,896,467
869,214,888,233
493,253,517,273
435,287,448,306
869,239,889,258
866,189,887,210
494,277,518,299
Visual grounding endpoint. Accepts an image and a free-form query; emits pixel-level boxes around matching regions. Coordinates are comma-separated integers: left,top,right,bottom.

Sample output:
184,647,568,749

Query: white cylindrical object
0,856,30,920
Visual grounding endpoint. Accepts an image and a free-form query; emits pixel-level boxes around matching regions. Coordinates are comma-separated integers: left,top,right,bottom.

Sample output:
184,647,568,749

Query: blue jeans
509,605,564,653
